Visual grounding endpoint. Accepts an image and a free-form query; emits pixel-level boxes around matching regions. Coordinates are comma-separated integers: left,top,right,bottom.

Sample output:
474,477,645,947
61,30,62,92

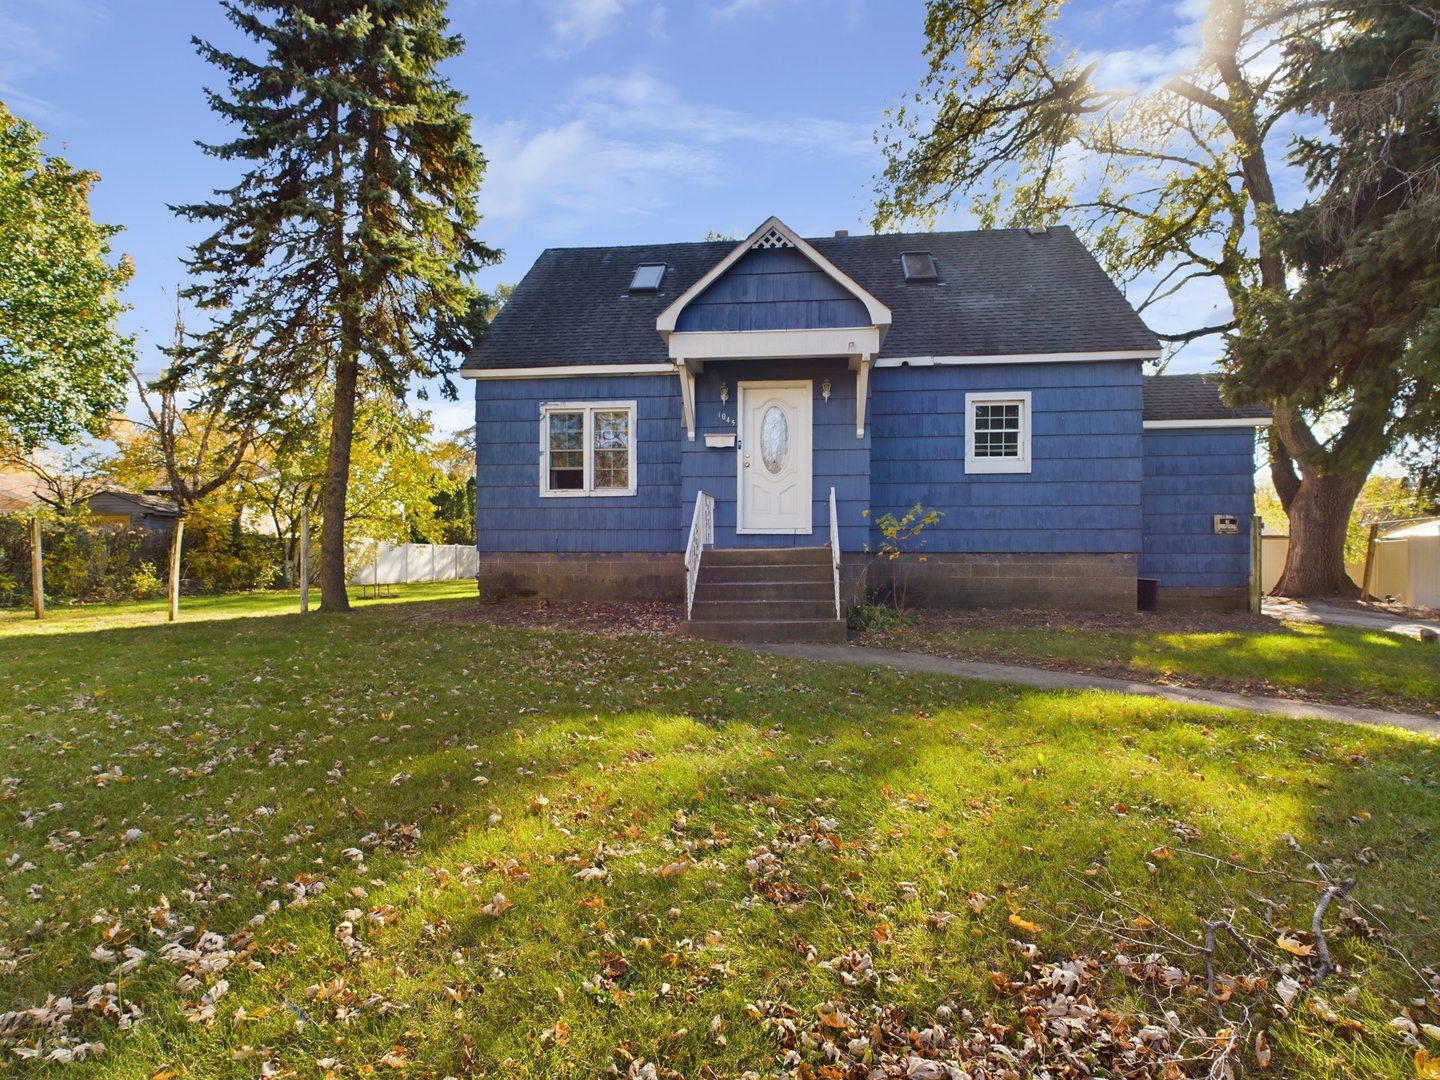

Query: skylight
629,264,666,291
901,252,938,282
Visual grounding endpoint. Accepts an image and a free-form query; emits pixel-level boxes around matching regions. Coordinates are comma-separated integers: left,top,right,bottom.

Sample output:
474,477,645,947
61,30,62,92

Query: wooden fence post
1360,523,1379,602
168,519,185,622
30,516,44,621
1249,515,1263,615
300,506,310,614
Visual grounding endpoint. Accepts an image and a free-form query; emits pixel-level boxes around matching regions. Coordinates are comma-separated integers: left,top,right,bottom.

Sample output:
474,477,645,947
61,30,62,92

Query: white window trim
965,391,1032,474
539,401,638,498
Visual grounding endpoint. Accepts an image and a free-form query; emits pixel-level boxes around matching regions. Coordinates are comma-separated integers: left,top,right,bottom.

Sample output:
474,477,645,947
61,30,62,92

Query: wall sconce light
822,378,832,403
719,382,729,406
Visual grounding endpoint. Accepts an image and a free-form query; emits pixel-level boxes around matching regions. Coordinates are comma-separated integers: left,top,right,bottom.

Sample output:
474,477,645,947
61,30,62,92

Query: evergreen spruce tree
179,0,496,611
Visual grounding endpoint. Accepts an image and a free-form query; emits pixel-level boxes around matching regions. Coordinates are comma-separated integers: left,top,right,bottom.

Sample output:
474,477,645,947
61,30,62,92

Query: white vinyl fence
348,542,479,586
1261,525,1440,608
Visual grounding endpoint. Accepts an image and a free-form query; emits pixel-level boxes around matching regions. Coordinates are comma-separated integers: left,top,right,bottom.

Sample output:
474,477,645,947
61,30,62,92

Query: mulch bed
416,598,686,636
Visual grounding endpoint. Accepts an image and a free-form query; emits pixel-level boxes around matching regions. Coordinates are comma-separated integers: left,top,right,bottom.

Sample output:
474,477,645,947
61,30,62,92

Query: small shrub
127,560,163,599
848,602,918,633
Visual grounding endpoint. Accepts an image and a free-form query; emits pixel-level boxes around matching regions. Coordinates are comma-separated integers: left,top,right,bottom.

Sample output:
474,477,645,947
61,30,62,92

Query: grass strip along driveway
0,596,1436,1079
857,609,1440,718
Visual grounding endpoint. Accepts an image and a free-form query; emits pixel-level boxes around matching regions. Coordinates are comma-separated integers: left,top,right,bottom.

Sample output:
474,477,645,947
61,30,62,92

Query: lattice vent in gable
751,227,794,250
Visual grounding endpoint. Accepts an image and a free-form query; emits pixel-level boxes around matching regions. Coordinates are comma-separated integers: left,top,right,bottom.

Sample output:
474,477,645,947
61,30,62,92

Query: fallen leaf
1008,914,1041,934
553,1020,570,1047
1277,933,1315,957
659,860,691,878
1418,1051,1440,1080
602,955,630,980
481,893,512,917
1255,1031,1271,1069
967,892,991,914
1148,845,1175,861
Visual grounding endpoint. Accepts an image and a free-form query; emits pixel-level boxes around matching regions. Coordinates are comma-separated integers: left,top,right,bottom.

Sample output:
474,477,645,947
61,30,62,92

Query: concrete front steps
685,547,847,643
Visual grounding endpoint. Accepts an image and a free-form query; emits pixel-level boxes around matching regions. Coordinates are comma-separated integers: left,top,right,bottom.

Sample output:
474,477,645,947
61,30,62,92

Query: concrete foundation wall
1156,586,1249,612
479,552,684,603
850,551,1138,611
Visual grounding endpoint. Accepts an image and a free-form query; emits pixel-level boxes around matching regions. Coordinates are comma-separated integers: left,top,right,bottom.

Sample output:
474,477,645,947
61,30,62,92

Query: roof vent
901,251,938,282
1026,226,1049,236
629,263,666,292
751,227,794,250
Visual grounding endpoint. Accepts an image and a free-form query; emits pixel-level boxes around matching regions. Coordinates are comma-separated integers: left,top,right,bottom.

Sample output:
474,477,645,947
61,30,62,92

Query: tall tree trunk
1272,467,1367,597
319,355,358,612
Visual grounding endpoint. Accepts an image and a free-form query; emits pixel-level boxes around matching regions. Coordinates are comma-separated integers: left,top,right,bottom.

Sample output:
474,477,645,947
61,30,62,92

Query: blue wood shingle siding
1141,428,1256,589
474,375,682,553
869,360,1144,553
675,248,871,332
682,358,870,551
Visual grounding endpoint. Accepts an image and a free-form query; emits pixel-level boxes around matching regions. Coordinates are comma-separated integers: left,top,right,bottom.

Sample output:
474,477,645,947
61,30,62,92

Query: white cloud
568,71,872,151
545,0,637,52
0,0,110,120
708,0,806,21
472,72,873,242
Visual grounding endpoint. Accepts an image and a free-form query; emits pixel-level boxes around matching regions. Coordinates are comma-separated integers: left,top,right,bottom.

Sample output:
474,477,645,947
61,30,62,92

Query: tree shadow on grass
1,614,1435,1078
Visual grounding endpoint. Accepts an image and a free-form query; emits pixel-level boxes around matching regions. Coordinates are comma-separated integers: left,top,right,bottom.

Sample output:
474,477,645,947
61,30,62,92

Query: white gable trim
656,216,892,339
874,349,1160,368
1143,418,1272,429
667,327,882,364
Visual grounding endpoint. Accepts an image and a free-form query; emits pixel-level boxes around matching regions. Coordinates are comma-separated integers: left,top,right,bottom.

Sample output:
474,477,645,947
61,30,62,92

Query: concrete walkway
1264,597,1440,641
740,641,1440,738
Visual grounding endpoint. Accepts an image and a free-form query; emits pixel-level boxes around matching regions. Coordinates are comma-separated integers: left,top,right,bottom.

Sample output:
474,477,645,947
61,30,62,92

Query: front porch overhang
669,326,878,444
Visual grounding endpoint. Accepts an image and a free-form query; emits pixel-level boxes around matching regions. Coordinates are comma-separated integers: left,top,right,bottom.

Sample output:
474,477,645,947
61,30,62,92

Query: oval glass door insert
760,406,789,474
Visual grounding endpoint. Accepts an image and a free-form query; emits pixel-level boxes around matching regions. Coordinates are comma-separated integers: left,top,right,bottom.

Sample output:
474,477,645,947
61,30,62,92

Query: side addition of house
462,217,1269,639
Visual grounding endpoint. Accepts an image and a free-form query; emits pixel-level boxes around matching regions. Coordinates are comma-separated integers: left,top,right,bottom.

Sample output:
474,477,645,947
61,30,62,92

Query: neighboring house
82,490,181,531
0,472,42,514
462,216,1269,639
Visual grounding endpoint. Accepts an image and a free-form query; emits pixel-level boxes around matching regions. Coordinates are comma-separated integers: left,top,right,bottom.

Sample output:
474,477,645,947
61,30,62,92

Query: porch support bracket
677,360,698,442
850,354,870,439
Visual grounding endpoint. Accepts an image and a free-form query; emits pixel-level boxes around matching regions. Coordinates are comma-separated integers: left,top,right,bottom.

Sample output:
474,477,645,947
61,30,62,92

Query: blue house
462,217,1269,640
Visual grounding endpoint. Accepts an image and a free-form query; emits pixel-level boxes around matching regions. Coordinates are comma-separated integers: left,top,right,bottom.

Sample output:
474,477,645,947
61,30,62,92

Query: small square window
629,264,666,291
901,252,938,281
541,403,638,496
965,392,1031,474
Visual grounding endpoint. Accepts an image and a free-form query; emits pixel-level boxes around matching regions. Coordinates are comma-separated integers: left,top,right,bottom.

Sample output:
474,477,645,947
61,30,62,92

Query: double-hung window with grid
964,391,1032,474
540,402,637,496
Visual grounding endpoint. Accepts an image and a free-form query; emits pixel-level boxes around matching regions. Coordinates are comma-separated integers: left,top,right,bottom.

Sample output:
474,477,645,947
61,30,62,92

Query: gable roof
462,225,1160,373
1143,374,1272,423
657,216,891,337
84,490,181,517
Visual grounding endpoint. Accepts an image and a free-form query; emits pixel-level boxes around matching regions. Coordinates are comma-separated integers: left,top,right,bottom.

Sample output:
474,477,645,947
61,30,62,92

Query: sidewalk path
740,641,1440,738
1264,598,1440,641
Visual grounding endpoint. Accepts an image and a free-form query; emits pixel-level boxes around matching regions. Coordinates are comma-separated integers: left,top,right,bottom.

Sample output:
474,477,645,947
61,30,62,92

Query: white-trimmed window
540,402,638,496
965,391,1032,474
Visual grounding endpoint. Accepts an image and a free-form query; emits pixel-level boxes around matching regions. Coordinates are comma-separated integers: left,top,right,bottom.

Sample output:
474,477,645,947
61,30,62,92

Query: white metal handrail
684,490,715,619
828,486,841,620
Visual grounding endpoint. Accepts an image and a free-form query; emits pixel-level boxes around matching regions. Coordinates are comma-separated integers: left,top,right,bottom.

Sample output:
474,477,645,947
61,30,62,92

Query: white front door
737,381,812,534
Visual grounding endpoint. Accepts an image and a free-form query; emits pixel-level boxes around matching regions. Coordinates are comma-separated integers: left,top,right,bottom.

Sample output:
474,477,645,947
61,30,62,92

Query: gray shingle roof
1143,374,1271,423
462,226,1160,371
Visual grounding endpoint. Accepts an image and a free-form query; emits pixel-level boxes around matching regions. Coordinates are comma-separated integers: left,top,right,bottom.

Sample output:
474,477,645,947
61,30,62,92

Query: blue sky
3,0,1249,435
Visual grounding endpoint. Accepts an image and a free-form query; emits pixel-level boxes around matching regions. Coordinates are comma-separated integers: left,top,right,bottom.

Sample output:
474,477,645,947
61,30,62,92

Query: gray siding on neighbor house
681,358,870,552
1141,427,1257,590
869,360,1145,553
474,374,683,553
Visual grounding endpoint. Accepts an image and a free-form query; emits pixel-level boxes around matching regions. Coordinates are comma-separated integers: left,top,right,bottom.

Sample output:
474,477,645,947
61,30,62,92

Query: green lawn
0,582,477,638
1,595,1436,1079
861,615,1440,715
